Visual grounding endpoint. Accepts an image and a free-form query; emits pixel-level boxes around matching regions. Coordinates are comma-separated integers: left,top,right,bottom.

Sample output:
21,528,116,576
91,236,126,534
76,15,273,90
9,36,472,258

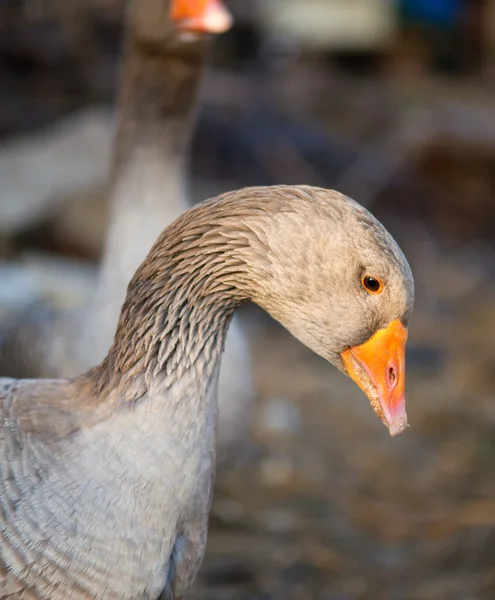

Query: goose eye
362,275,383,295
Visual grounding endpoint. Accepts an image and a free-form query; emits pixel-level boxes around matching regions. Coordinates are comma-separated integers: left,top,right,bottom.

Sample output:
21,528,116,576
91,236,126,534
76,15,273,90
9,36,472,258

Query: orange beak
340,319,408,437
170,0,233,34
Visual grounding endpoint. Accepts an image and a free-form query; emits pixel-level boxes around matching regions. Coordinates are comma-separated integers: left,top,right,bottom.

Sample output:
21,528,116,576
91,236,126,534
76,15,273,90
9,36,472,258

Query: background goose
0,185,414,600
0,0,253,470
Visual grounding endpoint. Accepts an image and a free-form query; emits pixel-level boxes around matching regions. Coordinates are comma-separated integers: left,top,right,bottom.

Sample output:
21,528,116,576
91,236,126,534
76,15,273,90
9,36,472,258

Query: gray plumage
0,185,413,599
0,0,253,469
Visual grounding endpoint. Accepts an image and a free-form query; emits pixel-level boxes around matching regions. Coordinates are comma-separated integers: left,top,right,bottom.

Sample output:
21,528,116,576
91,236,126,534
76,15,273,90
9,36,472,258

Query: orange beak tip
340,319,409,438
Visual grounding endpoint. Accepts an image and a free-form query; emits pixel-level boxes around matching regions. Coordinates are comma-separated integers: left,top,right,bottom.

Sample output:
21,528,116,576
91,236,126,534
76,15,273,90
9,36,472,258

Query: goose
0,185,413,600
0,0,253,469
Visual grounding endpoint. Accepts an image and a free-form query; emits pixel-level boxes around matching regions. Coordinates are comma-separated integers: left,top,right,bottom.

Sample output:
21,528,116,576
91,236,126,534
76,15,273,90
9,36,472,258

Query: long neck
93,205,258,404
78,23,209,365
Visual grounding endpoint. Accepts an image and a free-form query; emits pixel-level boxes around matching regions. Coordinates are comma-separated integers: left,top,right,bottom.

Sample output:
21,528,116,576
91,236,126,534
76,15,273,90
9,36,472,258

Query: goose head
243,188,414,437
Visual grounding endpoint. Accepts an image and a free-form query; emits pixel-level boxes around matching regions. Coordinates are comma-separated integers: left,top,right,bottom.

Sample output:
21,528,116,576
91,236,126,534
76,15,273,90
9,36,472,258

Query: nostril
388,366,396,388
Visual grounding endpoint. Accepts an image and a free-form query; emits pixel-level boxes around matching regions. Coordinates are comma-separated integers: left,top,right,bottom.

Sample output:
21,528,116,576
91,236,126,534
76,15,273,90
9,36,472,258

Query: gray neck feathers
94,198,261,402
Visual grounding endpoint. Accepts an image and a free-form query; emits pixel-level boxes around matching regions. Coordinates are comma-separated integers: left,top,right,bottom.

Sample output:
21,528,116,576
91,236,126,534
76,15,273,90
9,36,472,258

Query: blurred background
1,0,495,598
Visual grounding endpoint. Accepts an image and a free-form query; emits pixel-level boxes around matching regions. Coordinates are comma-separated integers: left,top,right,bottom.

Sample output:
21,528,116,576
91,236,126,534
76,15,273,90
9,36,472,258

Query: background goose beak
340,319,408,437
170,0,233,34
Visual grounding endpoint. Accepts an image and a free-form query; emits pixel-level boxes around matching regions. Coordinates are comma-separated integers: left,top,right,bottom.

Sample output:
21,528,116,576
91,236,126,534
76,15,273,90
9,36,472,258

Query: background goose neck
111,35,207,185
77,20,210,369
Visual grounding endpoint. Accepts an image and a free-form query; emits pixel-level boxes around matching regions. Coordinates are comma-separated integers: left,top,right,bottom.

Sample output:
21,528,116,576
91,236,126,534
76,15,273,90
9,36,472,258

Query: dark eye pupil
364,276,380,291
